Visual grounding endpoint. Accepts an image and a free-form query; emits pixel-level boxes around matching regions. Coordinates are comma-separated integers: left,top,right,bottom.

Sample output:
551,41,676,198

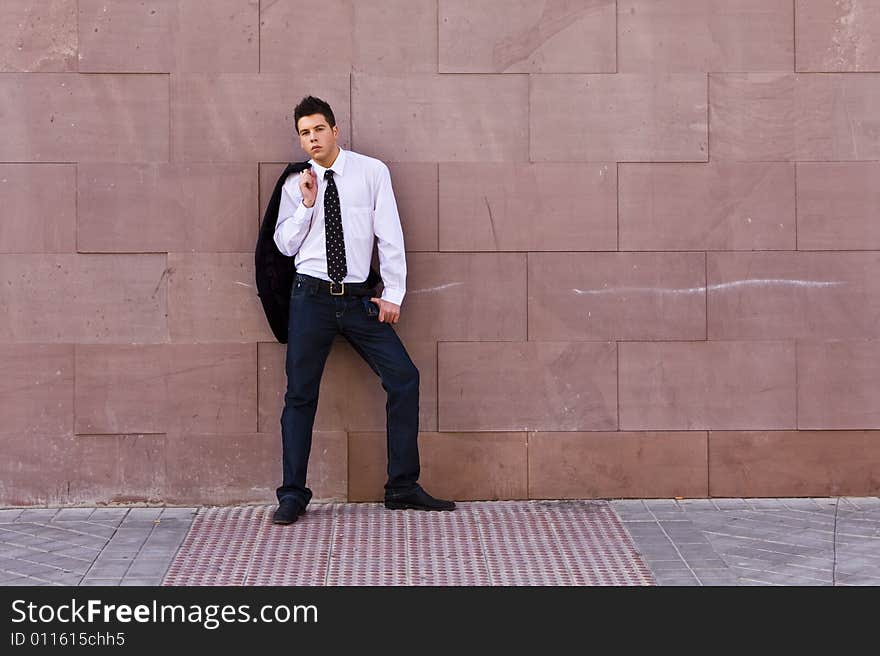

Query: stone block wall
2,1,879,504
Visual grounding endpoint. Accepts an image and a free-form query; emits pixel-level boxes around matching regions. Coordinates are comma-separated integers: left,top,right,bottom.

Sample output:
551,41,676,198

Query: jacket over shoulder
254,161,381,343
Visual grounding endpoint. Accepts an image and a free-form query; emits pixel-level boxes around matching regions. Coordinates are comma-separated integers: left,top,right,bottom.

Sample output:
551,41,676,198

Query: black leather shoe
272,498,306,525
385,486,455,511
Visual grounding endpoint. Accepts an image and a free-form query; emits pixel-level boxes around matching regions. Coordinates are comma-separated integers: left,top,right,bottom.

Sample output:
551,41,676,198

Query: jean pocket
362,297,378,317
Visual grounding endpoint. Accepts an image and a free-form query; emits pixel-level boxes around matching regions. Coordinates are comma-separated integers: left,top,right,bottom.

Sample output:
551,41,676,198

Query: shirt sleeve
273,174,314,256
372,163,407,306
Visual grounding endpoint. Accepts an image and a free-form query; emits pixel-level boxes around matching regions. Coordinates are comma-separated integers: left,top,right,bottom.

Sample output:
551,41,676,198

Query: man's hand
370,298,400,324
299,168,317,208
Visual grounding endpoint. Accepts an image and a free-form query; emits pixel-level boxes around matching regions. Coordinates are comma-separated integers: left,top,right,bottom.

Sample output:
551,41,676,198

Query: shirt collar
309,146,347,181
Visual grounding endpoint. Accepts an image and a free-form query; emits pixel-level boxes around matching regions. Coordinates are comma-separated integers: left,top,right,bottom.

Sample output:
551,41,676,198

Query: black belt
295,273,375,297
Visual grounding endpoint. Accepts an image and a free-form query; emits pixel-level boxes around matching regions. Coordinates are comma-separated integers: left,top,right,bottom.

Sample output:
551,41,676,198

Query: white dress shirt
273,148,407,306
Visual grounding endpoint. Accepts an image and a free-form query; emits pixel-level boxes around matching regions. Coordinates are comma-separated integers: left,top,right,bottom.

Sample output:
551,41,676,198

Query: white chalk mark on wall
409,282,465,294
572,279,845,296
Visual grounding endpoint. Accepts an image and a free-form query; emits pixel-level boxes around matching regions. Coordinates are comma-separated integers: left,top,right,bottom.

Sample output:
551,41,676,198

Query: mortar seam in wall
705,430,710,498
73,342,77,445
435,339,438,432
527,74,531,163
75,163,79,253
794,162,799,250
705,72,709,163
616,162,620,251
168,72,172,164
794,340,799,430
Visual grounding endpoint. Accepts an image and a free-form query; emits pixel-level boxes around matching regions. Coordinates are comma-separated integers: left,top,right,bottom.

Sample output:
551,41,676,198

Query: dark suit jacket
254,162,382,343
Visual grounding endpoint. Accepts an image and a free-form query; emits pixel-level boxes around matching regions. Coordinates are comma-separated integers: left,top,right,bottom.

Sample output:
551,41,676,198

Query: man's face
296,113,339,164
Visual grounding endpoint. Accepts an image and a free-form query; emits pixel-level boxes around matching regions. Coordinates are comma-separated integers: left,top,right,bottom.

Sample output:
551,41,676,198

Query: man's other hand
299,168,317,208
369,298,400,324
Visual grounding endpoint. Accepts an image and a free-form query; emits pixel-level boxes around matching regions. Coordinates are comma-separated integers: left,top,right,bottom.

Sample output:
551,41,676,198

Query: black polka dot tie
323,169,347,284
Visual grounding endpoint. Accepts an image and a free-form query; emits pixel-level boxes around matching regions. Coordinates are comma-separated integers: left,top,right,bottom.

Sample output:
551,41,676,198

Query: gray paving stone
711,498,750,510
779,498,826,511
85,560,131,577
680,558,728,569
89,509,130,521
0,571,32,584
0,524,46,547
140,540,182,554
660,530,710,544
152,519,193,531
52,508,97,521
127,560,172,577
99,548,141,559
142,530,188,542
47,545,103,560
614,512,655,524
647,511,691,521
697,578,740,587
135,547,178,560
23,552,91,573
44,533,114,549
2,577,50,585
643,499,682,510
85,519,127,530
29,524,95,539
785,557,833,570
675,499,717,510
841,497,880,510
40,570,84,585
0,556,24,570
835,562,880,577
118,519,161,529
17,509,59,521
113,525,153,536
0,546,41,559
675,543,720,556
105,538,150,550
643,560,692,571
120,577,164,586
125,508,163,520
654,575,700,586
691,566,734,576
79,578,122,586
741,571,830,586
639,549,683,562
159,507,198,519
743,498,792,510
7,561,57,576
0,509,24,522
610,500,647,510
621,522,665,532
835,573,880,585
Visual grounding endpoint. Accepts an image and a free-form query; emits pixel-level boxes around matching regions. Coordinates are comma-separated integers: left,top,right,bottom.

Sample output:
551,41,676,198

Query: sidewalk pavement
1,498,878,587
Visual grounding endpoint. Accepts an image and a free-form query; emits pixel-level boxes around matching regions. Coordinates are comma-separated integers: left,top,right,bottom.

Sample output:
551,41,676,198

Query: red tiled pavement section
163,501,654,586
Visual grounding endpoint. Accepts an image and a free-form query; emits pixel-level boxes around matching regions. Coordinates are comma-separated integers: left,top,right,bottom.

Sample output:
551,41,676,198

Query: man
271,95,455,524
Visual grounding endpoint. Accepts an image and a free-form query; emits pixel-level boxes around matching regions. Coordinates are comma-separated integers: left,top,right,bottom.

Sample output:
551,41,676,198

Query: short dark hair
294,96,336,132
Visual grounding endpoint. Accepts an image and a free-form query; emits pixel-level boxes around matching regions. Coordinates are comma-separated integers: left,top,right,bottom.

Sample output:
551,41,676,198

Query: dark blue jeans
276,277,421,507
